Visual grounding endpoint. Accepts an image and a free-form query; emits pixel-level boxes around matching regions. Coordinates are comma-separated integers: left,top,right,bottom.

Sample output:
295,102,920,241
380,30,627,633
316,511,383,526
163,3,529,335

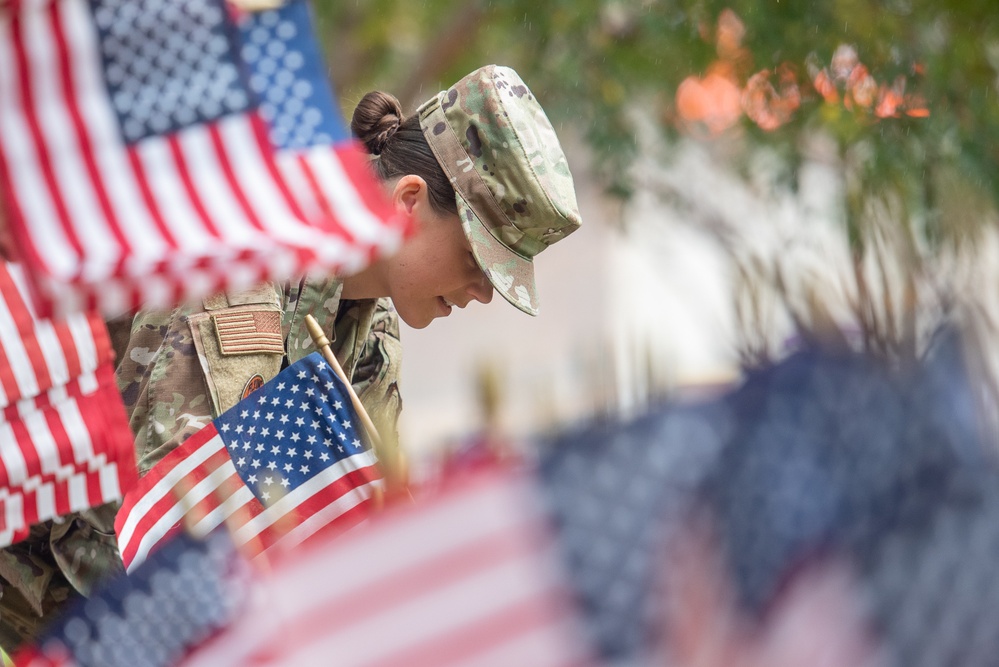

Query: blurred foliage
311,0,999,249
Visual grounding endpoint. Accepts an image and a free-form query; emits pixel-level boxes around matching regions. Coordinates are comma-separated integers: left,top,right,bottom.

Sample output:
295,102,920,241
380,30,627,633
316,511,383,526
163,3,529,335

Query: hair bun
351,91,404,156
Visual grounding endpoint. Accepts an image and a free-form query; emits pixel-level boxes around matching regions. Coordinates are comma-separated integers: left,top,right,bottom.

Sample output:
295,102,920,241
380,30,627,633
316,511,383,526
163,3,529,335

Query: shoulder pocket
188,303,285,416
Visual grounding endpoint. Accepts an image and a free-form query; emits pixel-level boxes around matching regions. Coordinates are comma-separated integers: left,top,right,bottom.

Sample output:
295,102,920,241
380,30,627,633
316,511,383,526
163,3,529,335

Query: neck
339,260,389,300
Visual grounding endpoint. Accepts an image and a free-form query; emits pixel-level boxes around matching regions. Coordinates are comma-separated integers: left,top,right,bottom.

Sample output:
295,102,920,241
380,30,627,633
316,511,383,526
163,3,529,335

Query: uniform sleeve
115,308,214,474
351,298,404,464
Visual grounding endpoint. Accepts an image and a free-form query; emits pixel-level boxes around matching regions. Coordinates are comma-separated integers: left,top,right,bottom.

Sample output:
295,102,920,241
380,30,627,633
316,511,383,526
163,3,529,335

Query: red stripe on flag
9,13,84,273
48,2,131,265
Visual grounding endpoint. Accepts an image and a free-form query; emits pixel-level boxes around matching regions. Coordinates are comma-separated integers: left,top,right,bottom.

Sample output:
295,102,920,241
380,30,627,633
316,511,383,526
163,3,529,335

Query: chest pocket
187,284,285,417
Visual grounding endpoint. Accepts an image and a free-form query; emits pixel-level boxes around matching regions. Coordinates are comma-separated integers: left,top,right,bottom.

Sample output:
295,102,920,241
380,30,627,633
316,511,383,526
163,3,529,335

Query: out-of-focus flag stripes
0,261,136,546
115,352,382,572
0,0,406,317
0,263,111,405
180,470,595,667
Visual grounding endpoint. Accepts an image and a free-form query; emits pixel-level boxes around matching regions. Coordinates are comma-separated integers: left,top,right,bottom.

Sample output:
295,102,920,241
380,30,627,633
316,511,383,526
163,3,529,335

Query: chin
396,308,435,330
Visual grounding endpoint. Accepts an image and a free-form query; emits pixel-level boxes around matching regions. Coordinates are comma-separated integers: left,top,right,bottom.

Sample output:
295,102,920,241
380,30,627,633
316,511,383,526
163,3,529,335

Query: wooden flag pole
304,314,383,452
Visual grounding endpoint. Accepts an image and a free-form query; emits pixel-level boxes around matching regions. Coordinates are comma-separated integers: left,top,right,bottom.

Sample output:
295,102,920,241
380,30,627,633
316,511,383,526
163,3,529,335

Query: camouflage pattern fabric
0,277,403,653
418,64,581,316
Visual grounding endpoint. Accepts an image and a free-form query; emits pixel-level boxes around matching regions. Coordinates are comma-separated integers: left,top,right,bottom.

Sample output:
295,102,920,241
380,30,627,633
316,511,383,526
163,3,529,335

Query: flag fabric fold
0,0,406,317
115,350,383,572
0,261,136,547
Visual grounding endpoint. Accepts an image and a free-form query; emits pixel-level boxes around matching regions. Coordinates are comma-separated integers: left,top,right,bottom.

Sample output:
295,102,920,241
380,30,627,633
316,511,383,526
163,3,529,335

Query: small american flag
115,351,383,571
179,469,595,667
0,261,136,546
0,0,406,317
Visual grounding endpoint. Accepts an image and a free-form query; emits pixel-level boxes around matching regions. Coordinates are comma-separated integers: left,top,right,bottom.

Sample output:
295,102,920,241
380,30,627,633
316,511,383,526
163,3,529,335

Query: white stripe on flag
67,469,89,512
2,492,24,537
21,7,120,282
0,421,29,488
98,461,121,504
272,151,321,222
0,21,78,279
35,480,55,524
76,370,98,396
66,315,99,378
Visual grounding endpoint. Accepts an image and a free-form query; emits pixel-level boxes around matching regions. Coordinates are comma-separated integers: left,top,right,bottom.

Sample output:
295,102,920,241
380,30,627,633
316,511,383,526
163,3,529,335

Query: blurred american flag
0,0,405,317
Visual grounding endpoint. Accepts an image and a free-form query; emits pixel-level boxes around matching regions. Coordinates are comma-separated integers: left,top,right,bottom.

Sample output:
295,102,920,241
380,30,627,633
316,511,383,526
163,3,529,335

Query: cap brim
456,191,539,316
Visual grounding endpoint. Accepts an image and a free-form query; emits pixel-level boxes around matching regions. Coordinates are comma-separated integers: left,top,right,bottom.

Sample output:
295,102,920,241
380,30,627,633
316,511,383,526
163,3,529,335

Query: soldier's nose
468,274,493,305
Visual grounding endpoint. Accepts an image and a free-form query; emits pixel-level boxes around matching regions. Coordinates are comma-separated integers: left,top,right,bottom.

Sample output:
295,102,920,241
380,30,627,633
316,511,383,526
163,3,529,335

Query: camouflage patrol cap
418,65,581,316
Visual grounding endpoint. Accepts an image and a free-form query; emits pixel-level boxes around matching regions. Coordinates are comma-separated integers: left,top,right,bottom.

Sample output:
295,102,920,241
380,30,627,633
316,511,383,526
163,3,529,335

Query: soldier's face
384,178,493,329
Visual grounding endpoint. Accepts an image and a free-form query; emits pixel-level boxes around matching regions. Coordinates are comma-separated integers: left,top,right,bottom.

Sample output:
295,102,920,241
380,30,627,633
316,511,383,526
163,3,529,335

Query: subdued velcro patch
212,310,284,356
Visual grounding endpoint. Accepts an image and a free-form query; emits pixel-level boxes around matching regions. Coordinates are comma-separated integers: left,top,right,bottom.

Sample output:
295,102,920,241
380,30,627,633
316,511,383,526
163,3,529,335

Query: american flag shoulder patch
212,309,284,356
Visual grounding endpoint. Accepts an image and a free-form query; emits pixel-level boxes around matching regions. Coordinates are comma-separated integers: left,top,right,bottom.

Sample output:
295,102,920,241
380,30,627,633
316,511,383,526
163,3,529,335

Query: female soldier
0,64,581,649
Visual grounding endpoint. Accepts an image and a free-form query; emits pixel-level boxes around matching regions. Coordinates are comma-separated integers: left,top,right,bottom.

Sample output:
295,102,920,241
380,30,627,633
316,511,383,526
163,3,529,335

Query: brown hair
350,91,457,217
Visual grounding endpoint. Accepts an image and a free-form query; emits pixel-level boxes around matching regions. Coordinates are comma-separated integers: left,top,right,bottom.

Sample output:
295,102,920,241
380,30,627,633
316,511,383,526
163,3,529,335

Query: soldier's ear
391,175,429,217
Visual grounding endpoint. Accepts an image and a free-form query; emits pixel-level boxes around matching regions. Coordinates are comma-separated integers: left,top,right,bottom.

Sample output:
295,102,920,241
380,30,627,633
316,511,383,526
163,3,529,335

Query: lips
437,296,453,316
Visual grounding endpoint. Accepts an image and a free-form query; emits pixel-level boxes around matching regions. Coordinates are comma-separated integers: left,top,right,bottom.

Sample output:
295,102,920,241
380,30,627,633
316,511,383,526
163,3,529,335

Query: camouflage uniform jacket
0,277,402,650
